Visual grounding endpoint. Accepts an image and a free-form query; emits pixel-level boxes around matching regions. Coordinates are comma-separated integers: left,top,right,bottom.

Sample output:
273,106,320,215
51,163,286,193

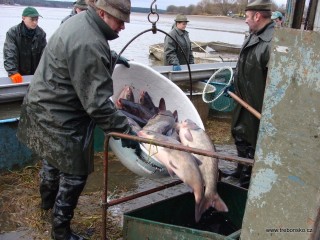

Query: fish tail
212,194,228,212
195,203,201,223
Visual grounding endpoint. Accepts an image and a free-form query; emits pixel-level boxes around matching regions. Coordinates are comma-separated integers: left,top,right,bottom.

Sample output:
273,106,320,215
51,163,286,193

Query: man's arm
3,29,20,76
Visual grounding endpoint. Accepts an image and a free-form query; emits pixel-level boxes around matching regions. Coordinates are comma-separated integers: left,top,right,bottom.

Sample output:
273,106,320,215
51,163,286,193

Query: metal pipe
109,132,254,166
108,180,182,206
101,136,111,240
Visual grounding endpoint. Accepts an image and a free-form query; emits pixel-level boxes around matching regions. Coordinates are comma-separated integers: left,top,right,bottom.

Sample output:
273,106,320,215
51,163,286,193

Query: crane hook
150,0,157,14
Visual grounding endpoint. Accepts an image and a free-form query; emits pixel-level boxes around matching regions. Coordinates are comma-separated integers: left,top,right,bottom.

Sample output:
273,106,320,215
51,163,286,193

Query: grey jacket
163,26,194,66
61,9,77,24
3,22,46,76
231,21,275,148
17,7,130,175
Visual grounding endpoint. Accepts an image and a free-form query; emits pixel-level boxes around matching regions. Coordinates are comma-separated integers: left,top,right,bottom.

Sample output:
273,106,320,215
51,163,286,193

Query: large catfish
137,129,204,222
177,119,228,220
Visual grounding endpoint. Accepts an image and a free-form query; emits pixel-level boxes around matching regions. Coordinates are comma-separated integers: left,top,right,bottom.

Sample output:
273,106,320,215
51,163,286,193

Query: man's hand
9,73,23,83
172,65,182,71
223,84,235,98
117,55,130,68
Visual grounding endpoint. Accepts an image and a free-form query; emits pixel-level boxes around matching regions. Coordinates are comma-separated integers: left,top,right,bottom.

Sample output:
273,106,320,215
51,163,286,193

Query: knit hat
74,0,88,10
174,14,189,22
95,0,131,23
245,0,272,11
22,7,42,17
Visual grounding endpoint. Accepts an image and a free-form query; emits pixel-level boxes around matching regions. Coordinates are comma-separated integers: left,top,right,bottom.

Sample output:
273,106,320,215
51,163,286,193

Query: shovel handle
228,91,261,120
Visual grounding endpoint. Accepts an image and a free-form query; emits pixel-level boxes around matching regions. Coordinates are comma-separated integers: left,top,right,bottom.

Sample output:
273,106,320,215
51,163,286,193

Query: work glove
117,55,130,68
121,129,141,156
9,73,23,83
172,65,182,71
223,84,235,98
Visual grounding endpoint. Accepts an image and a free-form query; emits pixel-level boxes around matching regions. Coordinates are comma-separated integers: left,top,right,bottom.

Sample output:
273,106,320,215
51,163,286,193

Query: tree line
167,0,286,16
0,0,285,16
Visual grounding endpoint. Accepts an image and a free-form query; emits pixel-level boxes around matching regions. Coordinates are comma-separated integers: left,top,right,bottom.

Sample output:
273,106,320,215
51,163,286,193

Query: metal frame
101,132,254,239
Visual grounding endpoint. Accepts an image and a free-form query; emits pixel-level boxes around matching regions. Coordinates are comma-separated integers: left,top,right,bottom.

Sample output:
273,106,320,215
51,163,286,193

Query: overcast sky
131,0,288,9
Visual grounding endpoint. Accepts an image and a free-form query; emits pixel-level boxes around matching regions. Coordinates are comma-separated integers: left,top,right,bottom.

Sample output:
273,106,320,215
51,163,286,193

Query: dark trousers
39,160,88,239
234,137,255,188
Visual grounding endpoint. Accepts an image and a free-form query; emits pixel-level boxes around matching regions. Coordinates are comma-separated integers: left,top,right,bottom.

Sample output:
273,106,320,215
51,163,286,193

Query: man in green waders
227,0,275,188
17,0,139,239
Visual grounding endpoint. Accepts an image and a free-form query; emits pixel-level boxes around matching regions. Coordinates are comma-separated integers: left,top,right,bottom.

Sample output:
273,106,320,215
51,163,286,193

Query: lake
0,5,248,77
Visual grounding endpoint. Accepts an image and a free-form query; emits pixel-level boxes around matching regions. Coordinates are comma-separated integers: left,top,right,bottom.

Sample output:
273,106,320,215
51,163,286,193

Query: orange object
9,73,23,83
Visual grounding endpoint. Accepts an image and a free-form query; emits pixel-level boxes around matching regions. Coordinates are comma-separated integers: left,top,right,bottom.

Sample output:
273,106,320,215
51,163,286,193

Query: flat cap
245,0,271,11
174,14,189,22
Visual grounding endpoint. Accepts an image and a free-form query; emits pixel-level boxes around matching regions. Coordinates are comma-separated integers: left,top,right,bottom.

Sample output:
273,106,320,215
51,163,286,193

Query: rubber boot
51,173,88,240
40,160,60,210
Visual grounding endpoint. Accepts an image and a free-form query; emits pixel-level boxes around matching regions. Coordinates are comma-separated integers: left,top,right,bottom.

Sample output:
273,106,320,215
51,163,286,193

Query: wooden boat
149,41,241,63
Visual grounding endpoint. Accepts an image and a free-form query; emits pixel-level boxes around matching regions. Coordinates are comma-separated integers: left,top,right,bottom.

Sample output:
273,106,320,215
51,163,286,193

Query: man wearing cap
271,11,284,27
17,0,138,239
164,14,194,71
61,0,88,24
3,6,46,83
227,0,275,187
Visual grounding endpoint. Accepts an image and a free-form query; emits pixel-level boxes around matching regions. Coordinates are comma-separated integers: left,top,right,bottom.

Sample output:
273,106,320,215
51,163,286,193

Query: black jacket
3,22,46,76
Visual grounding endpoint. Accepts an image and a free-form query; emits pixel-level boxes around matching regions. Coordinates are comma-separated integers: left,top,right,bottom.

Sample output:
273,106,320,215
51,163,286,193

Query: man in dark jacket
164,14,195,71
3,6,46,83
61,0,88,24
17,0,137,239
230,0,275,187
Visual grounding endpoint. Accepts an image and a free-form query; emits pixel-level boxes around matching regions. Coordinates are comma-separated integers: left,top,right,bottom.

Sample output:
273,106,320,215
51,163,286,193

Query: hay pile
0,154,123,240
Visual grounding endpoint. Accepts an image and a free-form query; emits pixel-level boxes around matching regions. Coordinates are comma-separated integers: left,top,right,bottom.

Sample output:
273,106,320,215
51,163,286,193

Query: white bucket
110,61,204,178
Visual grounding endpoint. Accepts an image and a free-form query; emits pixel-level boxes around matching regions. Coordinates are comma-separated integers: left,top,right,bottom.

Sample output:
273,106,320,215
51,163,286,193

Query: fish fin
116,99,122,109
198,196,212,218
183,129,193,142
212,194,229,212
158,98,166,111
193,156,203,166
173,110,178,122
168,160,178,170
195,203,201,223
165,164,175,177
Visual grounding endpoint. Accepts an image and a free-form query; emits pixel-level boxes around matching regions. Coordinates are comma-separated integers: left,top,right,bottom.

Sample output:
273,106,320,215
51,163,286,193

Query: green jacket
17,7,130,175
164,26,194,66
3,22,46,76
231,22,275,148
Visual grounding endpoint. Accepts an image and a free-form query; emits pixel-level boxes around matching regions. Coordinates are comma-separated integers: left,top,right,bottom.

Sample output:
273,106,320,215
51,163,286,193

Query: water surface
0,5,248,77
